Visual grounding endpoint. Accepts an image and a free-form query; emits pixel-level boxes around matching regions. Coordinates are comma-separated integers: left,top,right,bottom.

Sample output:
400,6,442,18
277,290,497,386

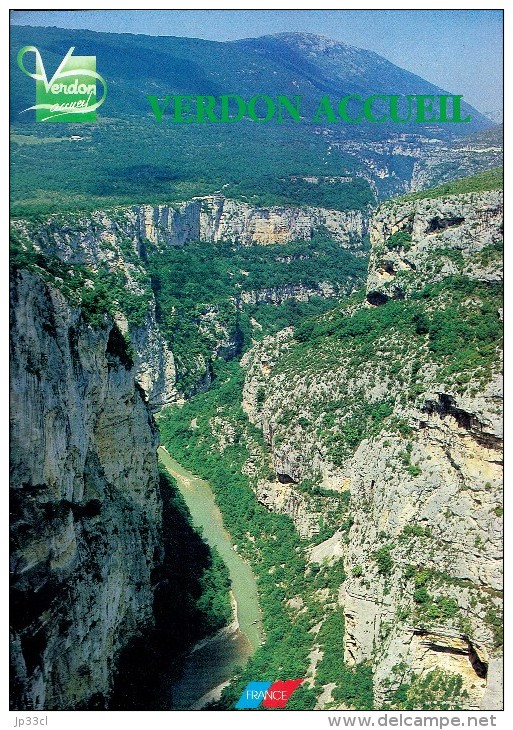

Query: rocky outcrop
10,270,161,710
114,305,179,411
137,201,202,247
254,480,320,539
11,194,366,405
366,190,503,303
198,195,367,246
241,188,503,709
239,281,338,306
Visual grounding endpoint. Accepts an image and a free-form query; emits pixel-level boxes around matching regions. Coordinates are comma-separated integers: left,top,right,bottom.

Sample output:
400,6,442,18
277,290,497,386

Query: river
158,447,263,709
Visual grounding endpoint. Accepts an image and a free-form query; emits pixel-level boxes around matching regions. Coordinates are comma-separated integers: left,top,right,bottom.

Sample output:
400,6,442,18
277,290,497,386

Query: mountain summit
10,25,499,212
233,32,485,116
11,25,491,133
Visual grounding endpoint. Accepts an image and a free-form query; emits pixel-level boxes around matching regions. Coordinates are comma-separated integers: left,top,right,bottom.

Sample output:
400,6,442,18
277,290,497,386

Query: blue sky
10,9,503,114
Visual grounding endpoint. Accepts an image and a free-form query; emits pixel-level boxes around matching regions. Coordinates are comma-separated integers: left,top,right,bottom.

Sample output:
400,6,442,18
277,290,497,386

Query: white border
4,3,508,727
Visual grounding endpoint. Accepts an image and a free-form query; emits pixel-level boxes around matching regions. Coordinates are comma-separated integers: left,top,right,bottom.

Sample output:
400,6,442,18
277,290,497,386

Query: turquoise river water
158,447,263,709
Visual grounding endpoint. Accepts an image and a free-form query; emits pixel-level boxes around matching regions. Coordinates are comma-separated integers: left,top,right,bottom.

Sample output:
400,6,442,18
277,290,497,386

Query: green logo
17,46,107,122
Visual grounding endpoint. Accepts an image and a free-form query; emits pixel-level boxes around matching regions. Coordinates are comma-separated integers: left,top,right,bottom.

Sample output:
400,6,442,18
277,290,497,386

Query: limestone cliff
10,269,161,709
197,195,367,246
240,187,503,709
366,190,503,303
11,211,181,410
128,196,367,249
16,196,365,256
11,195,366,405
239,281,338,306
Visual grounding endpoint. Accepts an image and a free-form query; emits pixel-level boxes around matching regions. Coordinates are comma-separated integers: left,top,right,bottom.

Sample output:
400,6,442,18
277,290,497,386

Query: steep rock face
341,395,502,709
137,201,202,247
366,190,503,302
114,305,179,411
12,213,181,410
241,188,503,709
239,281,338,306
10,270,161,710
198,195,367,246
12,194,366,405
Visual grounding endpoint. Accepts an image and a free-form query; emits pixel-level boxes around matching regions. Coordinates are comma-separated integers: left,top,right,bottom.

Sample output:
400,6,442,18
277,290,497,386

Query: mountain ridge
10,25,500,214
10,25,492,131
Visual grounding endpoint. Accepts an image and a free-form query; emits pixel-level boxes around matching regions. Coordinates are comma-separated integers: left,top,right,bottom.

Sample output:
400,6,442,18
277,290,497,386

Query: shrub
386,230,412,251
374,545,394,575
413,587,430,604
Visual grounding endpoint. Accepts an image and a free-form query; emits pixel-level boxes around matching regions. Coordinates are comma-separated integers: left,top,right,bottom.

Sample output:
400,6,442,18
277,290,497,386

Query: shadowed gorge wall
10,269,161,709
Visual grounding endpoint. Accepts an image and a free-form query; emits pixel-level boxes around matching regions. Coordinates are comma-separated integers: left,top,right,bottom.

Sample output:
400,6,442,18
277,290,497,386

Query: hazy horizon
10,9,503,115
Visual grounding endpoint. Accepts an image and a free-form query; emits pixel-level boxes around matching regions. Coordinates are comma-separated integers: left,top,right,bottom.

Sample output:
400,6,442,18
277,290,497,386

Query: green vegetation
386,230,412,251
484,605,503,649
160,364,321,704
242,176,374,211
394,167,502,204
475,241,503,268
133,210,500,706
11,23,494,220
413,590,459,622
148,236,366,313
398,442,422,477
311,501,353,547
374,545,394,575
10,118,375,218
294,277,501,376
244,297,340,338
400,524,432,540
404,568,461,626
385,669,468,711
147,235,366,392
158,360,374,710
321,400,394,467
